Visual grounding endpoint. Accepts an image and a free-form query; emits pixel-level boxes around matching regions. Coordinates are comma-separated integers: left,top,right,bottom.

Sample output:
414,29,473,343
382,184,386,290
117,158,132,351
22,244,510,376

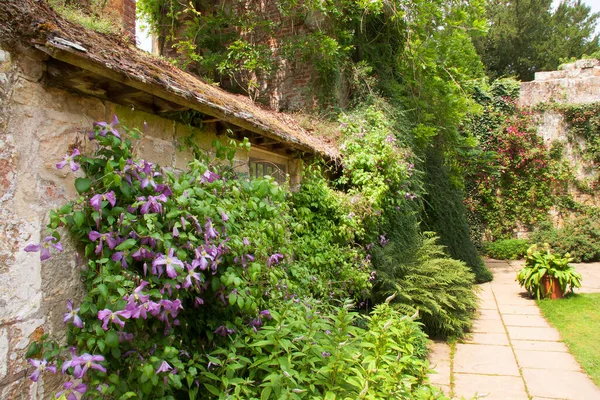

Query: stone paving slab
427,259,600,399
502,314,552,328
464,332,510,345
471,318,506,333
427,341,451,387
506,326,562,341
454,344,520,376
511,339,570,352
514,348,582,371
453,373,529,400
523,368,600,399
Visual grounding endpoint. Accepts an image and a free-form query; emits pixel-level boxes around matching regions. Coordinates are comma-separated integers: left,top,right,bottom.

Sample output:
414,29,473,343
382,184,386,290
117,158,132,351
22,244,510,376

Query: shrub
372,232,478,338
485,239,530,260
23,117,449,398
423,147,492,283
532,212,600,262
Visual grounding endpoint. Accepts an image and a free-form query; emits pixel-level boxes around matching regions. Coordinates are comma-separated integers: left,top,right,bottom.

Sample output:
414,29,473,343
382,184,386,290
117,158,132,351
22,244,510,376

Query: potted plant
516,244,582,299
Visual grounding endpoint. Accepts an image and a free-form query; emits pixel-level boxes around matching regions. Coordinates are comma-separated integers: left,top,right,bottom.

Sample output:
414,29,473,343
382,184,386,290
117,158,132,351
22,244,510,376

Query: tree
475,0,600,81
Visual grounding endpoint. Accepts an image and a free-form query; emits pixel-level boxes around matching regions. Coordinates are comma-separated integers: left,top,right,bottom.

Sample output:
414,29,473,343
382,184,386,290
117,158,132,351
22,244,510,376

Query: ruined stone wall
0,46,304,398
519,59,600,218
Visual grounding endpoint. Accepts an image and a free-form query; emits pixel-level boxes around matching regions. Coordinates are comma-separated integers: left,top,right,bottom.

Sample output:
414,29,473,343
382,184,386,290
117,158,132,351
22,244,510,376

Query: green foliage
517,244,582,299
475,0,600,81
485,239,531,260
532,211,600,262
423,147,491,283
49,0,124,35
558,102,600,166
372,232,478,338
27,118,456,398
463,79,567,241
193,299,444,399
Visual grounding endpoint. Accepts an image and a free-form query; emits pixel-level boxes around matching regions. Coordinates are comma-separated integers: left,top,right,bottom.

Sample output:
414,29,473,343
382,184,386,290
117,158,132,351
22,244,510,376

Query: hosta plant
516,244,582,299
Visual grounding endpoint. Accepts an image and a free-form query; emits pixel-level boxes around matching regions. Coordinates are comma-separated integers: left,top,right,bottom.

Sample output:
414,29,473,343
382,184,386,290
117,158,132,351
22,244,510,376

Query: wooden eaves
0,0,340,161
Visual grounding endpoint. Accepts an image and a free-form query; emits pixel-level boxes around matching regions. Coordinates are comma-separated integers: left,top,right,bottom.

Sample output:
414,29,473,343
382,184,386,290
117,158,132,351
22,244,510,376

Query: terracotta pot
542,276,564,299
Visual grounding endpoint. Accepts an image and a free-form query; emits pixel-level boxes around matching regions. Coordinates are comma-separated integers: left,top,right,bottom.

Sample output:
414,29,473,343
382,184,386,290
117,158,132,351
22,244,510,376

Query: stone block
464,332,509,346
134,136,175,168
522,368,600,399
502,314,551,328
108,103,175,142
471,318,506,333
427,341,451,387
506,326,562,341
498,305,542,316
454,373,528,400
514,349,581,371
454,344,520,376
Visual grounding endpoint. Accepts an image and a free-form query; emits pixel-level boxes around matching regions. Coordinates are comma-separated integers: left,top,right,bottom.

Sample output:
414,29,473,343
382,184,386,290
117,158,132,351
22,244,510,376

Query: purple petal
24,244,41,252
56,160,68,170
40,247,51,261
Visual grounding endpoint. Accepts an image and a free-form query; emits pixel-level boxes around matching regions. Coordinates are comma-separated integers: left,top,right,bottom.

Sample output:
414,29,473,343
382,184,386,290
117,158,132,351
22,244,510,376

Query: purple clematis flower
88,230,118,255
56,148,80,172
139,194,167,215
27,358,56,382
97,309,131,330
204,218,219,240
267,253,284,267
153,248,184,278
56,382,87,400
93,115,120,138
63,300,83,328
90,191,117,211
259,310,272,320
156,361,172,373
200,169,220,184
221,212,229,222
214,325,235,336
24,236,63,261
111,251,130,268
182,262,201,289
65,353,106,378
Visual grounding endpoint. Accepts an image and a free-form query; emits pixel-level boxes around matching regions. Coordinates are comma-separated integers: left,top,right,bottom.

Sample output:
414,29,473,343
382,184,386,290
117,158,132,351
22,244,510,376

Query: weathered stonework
0,46,303,398
519,59,600,230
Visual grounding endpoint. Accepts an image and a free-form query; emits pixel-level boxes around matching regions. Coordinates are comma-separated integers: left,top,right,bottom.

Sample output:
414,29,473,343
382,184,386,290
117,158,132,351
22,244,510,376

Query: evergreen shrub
485,239,531,260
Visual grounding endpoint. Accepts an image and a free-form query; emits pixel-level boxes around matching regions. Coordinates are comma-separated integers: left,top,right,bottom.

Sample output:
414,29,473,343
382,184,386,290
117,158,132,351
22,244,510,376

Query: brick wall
108,0,136,40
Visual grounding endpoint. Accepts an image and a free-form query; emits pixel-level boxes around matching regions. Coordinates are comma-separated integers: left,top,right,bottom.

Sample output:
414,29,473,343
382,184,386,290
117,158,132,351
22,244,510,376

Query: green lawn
537,293,600,386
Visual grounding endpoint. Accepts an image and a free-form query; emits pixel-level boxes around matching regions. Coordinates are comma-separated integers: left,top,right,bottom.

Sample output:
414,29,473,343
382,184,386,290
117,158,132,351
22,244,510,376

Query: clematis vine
93,115,121,138
88,230,118,255
234,238,254,268
63,353,107,378
97,308,131,330
27,358,56,382
153,248,184,278
24,236,63,261
267,253,284,267
139,194,168,214
200,169,220,184
56,148,80,172
63,300,83,328
156,361,172,373
204,218,219,240
182,262,201,289
90,191,117,211
56,382,87,400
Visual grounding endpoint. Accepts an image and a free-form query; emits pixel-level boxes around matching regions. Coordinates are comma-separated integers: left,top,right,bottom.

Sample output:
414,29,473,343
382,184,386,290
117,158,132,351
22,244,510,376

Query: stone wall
519,59,600,223
0,46,299,398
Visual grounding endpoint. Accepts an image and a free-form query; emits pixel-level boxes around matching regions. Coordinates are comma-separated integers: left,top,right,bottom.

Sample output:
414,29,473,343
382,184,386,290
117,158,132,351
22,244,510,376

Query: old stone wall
0,46,298,398
519,59,600,222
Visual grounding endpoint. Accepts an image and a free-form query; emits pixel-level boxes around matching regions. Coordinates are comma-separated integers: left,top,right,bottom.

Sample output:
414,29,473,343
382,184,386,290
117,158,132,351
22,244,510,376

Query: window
249,158,287,184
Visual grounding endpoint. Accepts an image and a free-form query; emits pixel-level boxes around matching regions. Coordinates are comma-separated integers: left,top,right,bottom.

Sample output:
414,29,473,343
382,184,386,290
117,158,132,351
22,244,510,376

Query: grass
537,293,600,386
49,0,123,35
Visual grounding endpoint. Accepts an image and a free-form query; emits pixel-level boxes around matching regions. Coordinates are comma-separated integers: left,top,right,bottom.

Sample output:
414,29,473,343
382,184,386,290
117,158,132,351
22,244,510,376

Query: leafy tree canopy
475,0,600,81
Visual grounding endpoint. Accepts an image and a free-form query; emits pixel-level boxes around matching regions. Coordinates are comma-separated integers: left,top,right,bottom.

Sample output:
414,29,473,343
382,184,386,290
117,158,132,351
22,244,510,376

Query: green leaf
25,342,41,358
106,331,119,348
116,239,137,251
74,178,92,194
204,384,220,396
73,211,85,227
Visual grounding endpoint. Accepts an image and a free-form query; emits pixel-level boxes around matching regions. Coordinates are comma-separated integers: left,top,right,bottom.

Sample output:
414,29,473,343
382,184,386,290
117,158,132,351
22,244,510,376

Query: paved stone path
428,259,600,400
